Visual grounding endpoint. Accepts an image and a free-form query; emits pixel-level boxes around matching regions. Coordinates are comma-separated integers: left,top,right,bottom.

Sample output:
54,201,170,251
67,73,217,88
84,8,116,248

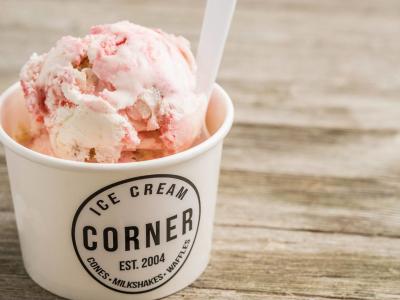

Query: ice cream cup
0,82,234,300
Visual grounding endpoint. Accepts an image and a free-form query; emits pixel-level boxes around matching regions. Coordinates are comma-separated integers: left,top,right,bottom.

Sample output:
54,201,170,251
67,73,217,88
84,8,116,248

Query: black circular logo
71,174,201,294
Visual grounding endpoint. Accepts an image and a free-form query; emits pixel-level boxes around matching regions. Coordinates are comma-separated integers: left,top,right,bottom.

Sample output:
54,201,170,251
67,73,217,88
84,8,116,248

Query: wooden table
1,0,400,299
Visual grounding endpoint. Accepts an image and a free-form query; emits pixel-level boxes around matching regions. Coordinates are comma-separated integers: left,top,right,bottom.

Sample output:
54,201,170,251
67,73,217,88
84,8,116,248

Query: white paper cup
0,82,233,300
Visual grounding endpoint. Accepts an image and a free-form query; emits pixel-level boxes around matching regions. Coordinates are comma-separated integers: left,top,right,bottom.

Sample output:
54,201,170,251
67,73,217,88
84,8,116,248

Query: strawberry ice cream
19,21,205,163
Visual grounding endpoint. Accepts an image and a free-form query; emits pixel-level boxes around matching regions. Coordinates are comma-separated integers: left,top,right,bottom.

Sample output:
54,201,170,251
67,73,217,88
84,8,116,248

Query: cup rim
0,82,234,171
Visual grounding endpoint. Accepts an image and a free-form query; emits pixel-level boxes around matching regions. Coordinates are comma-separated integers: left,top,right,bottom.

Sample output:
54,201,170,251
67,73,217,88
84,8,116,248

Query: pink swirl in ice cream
19,21,205,163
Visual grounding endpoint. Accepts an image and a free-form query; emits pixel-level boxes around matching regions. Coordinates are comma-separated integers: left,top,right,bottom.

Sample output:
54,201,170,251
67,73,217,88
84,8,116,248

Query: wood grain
1,0,400,299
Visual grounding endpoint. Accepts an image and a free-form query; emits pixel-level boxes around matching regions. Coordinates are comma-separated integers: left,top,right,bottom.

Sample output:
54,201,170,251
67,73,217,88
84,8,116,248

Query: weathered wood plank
0,159,11,212
196,227,400,300
217,170,400,238
223,79,400,129
222,123,400,178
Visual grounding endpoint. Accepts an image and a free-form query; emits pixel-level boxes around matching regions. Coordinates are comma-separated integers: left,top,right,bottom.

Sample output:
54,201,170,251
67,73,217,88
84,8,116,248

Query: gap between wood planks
215,223,400,240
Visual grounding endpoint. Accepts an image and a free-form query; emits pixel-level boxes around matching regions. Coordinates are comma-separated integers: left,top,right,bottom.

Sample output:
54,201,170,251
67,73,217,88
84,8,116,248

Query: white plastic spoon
196,0,237,137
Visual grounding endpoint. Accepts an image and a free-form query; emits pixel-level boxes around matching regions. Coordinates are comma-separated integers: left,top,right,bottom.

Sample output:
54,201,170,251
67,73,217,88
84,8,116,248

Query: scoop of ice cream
20,21,205,163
